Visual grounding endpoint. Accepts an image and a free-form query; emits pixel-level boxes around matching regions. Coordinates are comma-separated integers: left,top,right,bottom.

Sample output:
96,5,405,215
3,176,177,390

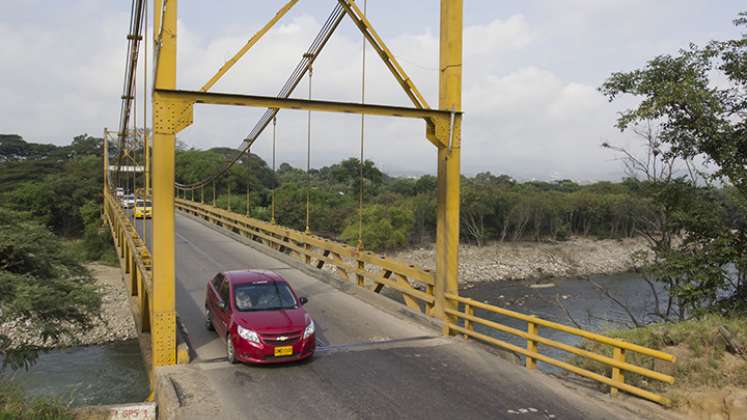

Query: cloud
461,66,622,180
464,14,535,56
174,13,546,177
2,1,741,180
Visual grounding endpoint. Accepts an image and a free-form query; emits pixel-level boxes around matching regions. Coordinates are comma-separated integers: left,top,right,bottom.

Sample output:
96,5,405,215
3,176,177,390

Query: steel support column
151,0,177,367
434,0,462,319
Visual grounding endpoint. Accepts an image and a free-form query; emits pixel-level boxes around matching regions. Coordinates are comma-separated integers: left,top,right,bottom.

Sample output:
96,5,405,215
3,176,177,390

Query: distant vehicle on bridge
115,187,125,198
133,199,152,219
205,270,315,364
121,194,136,209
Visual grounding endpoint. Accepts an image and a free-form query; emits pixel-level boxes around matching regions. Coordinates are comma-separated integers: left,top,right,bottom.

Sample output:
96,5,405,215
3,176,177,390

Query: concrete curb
154,368,180,420
74,402,156,420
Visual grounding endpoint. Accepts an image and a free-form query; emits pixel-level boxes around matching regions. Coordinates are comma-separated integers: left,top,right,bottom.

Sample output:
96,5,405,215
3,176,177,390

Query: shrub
341,204,414,251
0,379,74,420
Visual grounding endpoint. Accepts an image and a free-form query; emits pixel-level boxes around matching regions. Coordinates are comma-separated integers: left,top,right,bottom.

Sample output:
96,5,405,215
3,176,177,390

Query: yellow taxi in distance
133,199,152,219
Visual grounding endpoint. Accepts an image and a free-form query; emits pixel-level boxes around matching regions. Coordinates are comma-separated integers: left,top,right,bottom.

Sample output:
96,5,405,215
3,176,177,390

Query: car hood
234,307,309,333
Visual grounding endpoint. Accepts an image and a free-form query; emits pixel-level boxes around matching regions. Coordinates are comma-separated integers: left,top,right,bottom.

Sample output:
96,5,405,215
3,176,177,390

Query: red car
205,270,315,364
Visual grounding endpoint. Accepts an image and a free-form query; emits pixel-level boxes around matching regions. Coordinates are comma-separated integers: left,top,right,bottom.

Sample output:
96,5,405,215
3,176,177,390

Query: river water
4,340,149,406
463,271,665,331
459,272,666,365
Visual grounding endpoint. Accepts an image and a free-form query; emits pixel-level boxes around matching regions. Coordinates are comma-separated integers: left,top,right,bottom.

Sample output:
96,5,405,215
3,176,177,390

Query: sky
0,1,744,181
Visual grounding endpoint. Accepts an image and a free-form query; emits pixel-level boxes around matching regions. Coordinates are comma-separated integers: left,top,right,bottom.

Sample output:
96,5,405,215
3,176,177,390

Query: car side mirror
299,296,308,305
218,301,226,310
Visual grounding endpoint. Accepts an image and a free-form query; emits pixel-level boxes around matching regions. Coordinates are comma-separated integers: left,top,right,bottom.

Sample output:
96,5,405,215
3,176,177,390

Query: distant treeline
0,134,114,262
171,146,743,250
2,135,739,253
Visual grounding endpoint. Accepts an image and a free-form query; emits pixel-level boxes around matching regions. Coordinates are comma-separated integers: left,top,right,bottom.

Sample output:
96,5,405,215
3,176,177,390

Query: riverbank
0,264,138,348
393,237,650,284
578,315,747,418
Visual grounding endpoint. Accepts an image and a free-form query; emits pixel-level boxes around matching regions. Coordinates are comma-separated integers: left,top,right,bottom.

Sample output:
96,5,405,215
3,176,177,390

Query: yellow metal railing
175,198,436,314
444,293,676,405
104,191,152,335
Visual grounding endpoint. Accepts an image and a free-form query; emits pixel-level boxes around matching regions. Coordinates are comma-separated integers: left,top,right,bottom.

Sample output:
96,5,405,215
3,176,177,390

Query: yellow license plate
274,346,293,357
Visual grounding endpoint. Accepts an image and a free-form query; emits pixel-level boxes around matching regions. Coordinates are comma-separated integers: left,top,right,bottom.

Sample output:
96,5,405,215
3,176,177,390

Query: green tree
341,204,414,251
600,12,747,317
600,12,747,193
0,208,101,369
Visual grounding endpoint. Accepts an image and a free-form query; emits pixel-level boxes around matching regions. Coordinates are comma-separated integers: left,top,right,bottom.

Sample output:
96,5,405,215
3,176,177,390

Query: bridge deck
136,213,625,419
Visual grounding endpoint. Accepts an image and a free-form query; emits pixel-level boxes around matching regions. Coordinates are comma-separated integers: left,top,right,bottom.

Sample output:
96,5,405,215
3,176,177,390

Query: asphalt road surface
132,212,626,420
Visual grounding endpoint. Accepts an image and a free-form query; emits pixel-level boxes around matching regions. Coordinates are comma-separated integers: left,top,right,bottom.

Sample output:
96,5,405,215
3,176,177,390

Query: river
459,272,666,365
4,340,149,406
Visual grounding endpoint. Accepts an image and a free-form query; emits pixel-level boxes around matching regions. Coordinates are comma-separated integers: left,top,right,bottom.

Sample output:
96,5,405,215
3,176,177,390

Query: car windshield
135,200,152,207
233,281,297,311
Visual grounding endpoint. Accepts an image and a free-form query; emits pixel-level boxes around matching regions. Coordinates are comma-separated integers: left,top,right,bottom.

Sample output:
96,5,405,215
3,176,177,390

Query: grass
0,379,74,420
576,315,747,406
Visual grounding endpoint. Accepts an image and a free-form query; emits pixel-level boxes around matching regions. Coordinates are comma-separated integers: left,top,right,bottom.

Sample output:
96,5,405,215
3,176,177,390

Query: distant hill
0,134,59,161
0,134,102,192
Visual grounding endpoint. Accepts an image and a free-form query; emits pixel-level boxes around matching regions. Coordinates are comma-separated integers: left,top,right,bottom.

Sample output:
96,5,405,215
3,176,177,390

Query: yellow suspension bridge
103,1,676,418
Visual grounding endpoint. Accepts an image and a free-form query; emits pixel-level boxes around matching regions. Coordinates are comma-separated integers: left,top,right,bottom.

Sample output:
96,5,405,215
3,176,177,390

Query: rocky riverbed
1,263,138,348
393,237,651,284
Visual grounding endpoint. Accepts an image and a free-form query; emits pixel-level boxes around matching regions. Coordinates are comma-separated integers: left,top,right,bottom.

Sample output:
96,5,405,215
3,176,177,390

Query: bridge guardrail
175,196,676,405
175,198,436,314
104,190,153,333
444,293,675,405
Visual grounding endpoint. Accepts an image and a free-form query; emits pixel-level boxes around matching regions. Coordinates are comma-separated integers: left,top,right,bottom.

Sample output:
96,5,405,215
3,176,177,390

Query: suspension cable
271,117,277,224
304,58,313,234
174,4,345,190
116,0,146,186
246,149,252,217
357,0,367,250
143,0,149,240
131,66,137,222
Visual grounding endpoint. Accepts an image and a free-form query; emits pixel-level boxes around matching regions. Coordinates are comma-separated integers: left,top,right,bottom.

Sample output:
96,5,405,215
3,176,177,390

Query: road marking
506,407,554,418
316,335,443,353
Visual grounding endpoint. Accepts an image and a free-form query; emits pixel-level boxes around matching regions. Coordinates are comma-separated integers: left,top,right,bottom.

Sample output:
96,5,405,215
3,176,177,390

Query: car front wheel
226,334,237,364
205,308,214,331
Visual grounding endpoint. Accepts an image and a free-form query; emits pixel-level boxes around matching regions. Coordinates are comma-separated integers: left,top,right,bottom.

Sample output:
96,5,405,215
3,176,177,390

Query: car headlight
303,320,315,339
237,325,260,344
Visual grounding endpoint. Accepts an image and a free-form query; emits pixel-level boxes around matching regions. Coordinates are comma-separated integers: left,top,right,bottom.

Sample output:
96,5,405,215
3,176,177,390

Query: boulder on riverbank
0,264,138,349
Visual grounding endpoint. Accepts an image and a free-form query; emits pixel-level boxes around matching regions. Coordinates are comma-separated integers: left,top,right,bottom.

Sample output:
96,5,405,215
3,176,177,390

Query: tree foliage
0,134,110,369
0,208,101,370
600,12,747,192
600,12,747,318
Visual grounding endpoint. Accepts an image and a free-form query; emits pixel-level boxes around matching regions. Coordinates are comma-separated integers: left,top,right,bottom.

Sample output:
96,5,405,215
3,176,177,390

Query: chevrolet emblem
276,336,289,341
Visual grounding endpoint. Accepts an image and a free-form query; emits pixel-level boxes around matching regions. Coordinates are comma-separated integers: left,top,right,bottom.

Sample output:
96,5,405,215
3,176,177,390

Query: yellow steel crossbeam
337,0,430,110
201,0,298,92
154,89,454,125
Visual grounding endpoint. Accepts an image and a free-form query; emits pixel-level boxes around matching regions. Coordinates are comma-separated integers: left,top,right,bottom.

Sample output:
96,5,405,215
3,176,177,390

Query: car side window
211,273,223,290
219,279,230,306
